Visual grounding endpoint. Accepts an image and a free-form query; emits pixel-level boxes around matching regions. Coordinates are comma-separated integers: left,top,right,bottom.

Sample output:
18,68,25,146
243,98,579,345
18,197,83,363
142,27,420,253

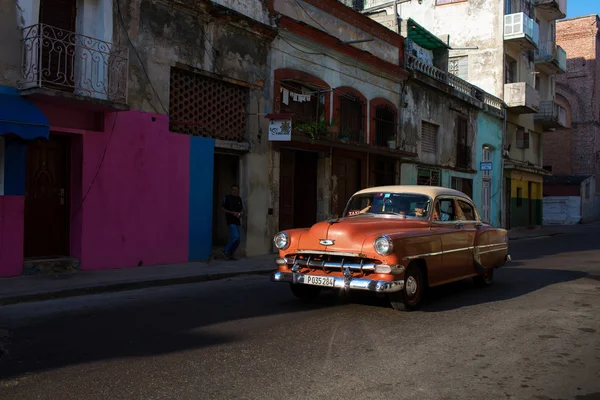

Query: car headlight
274,232,290,250
373,235,393,256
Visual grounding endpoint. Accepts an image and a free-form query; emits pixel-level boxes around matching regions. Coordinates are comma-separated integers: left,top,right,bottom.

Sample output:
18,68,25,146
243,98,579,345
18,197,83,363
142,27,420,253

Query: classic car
271,185,511,311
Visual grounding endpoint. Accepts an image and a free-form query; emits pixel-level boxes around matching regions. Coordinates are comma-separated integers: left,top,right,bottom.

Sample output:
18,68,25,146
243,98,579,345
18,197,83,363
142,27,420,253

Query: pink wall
78,112,191,270
0,196,25,276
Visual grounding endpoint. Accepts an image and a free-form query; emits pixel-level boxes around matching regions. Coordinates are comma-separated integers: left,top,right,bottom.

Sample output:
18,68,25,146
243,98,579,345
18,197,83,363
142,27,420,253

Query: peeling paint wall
0,0,22,87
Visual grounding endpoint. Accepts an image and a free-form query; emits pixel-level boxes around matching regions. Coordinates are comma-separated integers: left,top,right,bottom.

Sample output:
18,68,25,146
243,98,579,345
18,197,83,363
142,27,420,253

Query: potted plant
387,135,397,149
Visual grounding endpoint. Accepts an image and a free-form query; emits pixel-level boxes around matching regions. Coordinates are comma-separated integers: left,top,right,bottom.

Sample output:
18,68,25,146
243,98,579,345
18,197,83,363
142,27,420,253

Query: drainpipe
501,106,507,229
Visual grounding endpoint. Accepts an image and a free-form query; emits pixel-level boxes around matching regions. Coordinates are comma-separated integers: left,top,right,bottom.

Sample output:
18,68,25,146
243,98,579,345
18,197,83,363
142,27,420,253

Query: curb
508,232,563,241
0,268,273,306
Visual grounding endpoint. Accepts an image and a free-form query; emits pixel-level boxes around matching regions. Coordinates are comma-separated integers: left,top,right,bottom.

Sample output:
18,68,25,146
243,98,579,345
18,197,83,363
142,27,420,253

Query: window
339,94,365,142
417,167,441,186
455,116,470,168
543,165,553,172
279,81,326,127
374,105,397,147
344,192,431,219
169,67,249,141
482,146,492,178
457,199,476,221
433,198,457,221
449,56,468,80
436,0,466,5
421,121,438,154
516,187,523,206
0,136,4,195
516,128,529,149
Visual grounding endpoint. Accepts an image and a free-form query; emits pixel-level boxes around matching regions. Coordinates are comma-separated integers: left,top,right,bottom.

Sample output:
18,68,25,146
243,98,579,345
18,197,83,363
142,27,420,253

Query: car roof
353,185,472,201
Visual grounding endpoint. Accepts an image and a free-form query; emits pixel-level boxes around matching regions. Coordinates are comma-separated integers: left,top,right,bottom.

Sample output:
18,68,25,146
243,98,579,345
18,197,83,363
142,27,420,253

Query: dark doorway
333,156,361,216
212,153,239,248
278,148,319,230
24,134,71,257
39,0,77,92
372,157,396,186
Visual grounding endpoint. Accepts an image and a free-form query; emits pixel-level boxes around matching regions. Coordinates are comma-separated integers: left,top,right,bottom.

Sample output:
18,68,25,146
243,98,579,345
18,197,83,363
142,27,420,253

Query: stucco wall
543,196,581,225
0,196,25,276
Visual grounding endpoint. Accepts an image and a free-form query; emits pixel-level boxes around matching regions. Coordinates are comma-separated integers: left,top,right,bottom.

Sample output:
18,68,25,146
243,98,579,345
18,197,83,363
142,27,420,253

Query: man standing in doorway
221,184,243,260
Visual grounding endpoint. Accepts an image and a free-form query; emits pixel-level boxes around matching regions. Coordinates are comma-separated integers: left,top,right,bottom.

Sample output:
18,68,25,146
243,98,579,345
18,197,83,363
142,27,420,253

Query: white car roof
354,185,472,201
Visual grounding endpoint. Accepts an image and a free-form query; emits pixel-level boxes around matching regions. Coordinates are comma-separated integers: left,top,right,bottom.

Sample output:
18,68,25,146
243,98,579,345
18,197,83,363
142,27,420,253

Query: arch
333,86,368,143
556,81,583,123
555,93,573,128
370,97,398,147
273,68,331,121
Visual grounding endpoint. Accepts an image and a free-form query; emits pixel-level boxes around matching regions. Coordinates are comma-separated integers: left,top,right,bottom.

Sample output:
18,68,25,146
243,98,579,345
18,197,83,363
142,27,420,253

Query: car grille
284,253,381,273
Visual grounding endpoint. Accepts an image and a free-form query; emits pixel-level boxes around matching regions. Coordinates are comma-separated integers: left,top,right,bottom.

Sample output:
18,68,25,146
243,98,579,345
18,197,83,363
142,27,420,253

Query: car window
433,198,457,222
457,200,476,221
344,193,431,219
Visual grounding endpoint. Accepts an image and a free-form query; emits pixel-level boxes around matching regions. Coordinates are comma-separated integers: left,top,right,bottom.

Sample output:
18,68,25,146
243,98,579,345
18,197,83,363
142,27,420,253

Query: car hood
296,216,430,254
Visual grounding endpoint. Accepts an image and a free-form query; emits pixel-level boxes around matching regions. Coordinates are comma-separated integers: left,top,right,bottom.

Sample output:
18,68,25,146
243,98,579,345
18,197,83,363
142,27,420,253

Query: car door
455,198,479,277
431,196,473,283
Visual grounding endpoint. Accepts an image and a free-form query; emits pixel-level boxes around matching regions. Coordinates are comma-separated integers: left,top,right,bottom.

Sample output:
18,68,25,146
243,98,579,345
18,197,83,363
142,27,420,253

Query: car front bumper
271,271,405,293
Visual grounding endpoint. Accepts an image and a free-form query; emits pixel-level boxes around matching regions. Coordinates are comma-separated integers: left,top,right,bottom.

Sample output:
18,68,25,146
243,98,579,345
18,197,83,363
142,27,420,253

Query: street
0,227,599,400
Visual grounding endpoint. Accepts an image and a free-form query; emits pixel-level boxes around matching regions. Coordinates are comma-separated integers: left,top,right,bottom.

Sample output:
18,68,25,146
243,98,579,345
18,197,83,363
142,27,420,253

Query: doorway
279,148,318,230
212,153,239,249
24,134,71,258
39,0,77,92
333,156,361,216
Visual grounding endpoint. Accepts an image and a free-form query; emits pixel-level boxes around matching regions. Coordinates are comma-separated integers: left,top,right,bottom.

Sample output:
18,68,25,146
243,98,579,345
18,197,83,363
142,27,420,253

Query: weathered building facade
266,0,416,237
543,14,600,222
0,0,276,276
365,0,567,229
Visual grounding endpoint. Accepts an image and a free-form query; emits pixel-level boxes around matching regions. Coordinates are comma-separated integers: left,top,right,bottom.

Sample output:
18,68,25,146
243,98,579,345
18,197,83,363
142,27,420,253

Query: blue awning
0,86,49,141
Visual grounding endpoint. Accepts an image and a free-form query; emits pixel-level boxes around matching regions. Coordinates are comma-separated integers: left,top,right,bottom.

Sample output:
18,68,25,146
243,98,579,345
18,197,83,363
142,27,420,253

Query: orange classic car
271,185,511,311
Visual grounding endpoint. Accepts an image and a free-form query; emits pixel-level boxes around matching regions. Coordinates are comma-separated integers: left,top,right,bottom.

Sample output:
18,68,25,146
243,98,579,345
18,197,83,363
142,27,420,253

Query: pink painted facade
0,107,192,276
0,196,25,276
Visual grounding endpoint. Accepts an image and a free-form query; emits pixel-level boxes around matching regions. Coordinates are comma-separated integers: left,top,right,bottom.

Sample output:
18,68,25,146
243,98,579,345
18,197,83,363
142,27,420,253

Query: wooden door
279,148,295,231
293,151,318,228
24,135,71,257
333,156,360,217
39,0,77,91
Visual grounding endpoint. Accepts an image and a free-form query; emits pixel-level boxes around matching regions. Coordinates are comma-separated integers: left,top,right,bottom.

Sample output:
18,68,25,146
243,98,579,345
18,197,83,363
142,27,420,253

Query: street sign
480,161,493,171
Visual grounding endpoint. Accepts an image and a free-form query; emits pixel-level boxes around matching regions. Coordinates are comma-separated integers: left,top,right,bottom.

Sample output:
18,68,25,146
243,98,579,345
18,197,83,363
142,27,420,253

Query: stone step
23,257,81,276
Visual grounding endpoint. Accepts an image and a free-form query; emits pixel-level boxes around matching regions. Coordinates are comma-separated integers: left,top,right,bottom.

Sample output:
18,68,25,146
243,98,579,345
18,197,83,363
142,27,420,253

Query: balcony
406,55,504,112
504,12,539,51
18,24,129,108
534,0,567,20
535,100,568,129
504,82,540,114
535,41,567,74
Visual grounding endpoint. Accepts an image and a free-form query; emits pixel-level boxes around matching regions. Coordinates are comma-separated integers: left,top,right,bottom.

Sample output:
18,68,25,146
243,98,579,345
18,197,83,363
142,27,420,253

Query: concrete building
543,14,600,222
0,0,276,276
361,0,567,229
266,0,417,234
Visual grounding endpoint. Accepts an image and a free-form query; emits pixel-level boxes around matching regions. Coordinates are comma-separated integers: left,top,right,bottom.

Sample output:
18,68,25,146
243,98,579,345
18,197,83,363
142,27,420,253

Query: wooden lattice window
339,94,365,143
169,67,249,142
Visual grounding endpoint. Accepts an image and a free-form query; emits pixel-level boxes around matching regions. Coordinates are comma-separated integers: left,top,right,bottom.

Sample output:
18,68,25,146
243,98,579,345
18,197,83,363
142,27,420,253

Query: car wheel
290,284,322,301
473,268,494,287
389,264,424,311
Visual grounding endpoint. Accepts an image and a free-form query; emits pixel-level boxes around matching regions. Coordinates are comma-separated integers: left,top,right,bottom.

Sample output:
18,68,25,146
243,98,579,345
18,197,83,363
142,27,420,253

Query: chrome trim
477,243,509,249
294,250,361,257
506,254,512,262
403,243,509,260
479,247,509,255
271,272,405,293
283,257,377,271
319,239,335,246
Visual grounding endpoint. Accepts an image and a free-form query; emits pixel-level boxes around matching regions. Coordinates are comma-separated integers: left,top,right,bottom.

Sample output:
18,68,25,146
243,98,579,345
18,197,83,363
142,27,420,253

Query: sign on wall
480,161,493,171
268,118,292,142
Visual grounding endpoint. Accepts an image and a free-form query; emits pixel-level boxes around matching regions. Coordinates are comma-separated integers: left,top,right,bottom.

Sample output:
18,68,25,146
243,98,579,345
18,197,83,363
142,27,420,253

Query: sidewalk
508,221,600,241
0,254,277,306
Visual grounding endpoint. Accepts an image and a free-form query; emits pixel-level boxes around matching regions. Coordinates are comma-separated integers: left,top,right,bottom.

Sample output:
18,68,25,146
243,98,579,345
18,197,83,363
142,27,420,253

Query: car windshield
343,192,432,219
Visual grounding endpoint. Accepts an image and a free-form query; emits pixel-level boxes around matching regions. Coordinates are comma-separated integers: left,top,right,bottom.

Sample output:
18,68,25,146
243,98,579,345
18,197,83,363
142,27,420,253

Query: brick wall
543,15,600,192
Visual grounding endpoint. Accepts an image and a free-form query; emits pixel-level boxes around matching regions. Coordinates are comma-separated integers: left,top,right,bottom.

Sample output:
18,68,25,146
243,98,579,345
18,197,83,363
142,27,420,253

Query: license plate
304,275,335,287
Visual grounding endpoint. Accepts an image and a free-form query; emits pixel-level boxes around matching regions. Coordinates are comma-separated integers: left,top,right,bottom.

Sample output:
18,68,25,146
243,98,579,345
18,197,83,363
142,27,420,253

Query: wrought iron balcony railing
18,24,129,104
407,55,503,111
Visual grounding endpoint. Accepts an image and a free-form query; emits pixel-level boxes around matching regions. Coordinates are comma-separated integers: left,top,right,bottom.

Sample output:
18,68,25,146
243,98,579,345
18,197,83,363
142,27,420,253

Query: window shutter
421,121,438,153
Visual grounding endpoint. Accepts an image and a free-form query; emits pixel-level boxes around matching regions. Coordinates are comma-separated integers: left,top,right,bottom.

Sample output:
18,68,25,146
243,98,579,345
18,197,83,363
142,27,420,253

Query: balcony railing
504,82,540,114
533,0,567,20
407,55,504,111
18,24,129,104
535,100,568,129
535,41,567,74
504,12,539,51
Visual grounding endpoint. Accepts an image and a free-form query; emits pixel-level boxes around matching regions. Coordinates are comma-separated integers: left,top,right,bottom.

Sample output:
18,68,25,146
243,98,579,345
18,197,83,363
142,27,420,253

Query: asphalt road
1,227,599,400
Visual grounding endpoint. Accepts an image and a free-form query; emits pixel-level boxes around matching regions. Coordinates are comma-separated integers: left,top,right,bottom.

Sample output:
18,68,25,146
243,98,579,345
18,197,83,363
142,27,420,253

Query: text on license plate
304,275,335,287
